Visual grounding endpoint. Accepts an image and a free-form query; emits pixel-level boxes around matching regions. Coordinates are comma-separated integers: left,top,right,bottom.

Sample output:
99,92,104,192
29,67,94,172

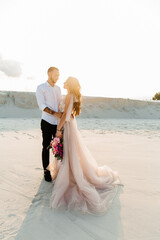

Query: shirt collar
46,81,55,88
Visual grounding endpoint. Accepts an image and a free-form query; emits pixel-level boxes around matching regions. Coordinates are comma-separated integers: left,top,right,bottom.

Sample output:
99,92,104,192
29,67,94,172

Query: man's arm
36,86,62,118
44,107,55,115
44,107,62,118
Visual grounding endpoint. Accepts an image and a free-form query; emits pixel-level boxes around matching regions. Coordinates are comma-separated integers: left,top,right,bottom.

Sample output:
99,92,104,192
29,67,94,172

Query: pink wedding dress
50,94,122,215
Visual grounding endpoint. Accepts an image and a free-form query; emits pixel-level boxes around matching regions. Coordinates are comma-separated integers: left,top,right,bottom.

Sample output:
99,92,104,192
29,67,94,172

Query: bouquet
48,137,63,161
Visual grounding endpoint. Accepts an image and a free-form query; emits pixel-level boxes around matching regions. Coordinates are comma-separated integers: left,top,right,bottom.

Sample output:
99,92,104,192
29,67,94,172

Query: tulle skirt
50,118,122,215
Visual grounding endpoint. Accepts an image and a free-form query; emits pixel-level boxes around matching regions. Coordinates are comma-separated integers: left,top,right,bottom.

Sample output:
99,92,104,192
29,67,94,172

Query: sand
0,128,160,240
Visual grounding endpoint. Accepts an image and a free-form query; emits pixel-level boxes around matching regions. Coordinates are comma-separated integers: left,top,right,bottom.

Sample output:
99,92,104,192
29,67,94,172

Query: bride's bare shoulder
64,94,72,110
65,93,72,101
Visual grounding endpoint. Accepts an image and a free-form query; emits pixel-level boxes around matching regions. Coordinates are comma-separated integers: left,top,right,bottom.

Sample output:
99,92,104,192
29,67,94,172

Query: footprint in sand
14,136,19,140
21,132,35,139
35,168,41,170
0,133,5,138
8,214,16,217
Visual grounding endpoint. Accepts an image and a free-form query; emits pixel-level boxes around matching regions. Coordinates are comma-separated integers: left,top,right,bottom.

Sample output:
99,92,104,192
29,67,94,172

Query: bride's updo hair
66,76,82,116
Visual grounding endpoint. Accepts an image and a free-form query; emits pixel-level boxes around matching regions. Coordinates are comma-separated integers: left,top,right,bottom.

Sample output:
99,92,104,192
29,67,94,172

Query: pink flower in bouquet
54,137,60,144
49,136,63,161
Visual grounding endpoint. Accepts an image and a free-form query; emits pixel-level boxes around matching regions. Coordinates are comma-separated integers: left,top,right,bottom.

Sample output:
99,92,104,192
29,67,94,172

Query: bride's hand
56,130,63,138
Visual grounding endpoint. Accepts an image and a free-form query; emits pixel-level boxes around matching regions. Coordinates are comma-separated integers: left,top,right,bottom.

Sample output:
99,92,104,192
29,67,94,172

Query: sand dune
1,90,160,118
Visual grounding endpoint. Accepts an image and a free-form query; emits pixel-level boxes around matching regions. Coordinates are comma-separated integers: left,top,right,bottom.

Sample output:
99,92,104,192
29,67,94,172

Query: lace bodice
59,94,78,122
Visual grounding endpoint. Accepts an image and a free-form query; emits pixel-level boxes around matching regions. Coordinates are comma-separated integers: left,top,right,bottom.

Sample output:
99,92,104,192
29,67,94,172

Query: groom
36,67,62,182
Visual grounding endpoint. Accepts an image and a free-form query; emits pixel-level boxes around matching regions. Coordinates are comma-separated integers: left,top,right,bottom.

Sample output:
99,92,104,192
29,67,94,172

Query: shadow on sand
15,180,124,240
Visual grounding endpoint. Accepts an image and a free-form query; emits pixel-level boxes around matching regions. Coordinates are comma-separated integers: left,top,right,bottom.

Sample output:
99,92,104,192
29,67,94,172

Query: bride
49,76,122,215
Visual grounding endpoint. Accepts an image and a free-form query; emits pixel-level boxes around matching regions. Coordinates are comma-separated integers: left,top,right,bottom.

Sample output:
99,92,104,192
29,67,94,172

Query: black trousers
41,119,57,170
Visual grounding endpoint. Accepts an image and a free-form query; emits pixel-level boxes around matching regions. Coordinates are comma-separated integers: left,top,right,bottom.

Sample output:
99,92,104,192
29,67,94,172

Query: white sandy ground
0,129,160,240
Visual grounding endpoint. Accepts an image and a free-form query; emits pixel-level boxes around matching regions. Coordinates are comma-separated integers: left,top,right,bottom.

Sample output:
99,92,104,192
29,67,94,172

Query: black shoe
44,170,52,182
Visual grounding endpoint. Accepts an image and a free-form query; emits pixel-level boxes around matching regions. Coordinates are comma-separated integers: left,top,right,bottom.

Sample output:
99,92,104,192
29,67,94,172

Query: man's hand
55,112,63,119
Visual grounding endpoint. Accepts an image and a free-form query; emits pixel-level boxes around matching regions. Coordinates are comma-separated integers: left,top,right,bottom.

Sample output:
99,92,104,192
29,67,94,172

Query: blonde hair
66,77,82,116
47,67,59,74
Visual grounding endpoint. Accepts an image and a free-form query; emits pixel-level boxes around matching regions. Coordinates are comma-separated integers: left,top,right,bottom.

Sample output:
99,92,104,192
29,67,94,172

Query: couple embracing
36,66,122,215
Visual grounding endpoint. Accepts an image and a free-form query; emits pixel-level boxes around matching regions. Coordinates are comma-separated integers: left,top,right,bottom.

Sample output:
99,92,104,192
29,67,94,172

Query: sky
0,0,160,99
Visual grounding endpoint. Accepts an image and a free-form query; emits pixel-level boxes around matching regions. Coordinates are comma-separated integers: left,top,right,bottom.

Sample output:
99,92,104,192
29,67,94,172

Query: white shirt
36,81,62,125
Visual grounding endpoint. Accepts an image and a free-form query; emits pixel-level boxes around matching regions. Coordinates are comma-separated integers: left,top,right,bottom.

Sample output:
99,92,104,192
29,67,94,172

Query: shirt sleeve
36,86,47,111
